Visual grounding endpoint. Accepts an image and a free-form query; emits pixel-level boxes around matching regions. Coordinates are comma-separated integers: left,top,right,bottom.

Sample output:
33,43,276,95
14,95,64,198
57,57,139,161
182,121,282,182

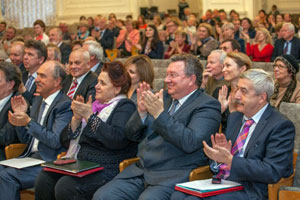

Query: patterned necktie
67,79,78,99
283,41,289,54
217,119,255,179
168,100,179,116
25,75,34,91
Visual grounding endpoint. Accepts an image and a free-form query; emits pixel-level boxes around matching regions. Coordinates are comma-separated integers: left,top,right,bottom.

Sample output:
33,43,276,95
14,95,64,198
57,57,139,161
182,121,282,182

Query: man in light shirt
0,61,72,199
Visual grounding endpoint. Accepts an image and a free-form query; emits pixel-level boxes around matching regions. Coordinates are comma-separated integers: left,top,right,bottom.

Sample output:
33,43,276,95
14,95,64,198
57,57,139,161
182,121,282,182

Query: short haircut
71,48,90,63
226,52,252,70
51,61,67,87
210,50,227,64
241,17,253,29
240,69,274,101
24,40,47,61
71,40,83,49
222,22,234,31
7,26,16,34
275,22,284,33
175,30,187,38
33,19,46,31
83,40,104,61
221,39,241,52
170,54,203,87
47,44,62,62
0,21,7,28
167,20,179,27
124,55,155,88
102,61,131,95
0,62,22,92
50,28,63,37
198,23,213,36
283,22,295,32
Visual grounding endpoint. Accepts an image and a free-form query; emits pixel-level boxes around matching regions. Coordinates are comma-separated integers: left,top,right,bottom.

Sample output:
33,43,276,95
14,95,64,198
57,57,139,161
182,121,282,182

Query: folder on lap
42,160,104,177
175,179,243,197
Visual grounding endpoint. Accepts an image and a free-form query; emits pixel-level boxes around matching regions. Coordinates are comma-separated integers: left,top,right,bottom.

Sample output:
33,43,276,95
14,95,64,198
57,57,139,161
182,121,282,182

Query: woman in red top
245,28,274,62
164,30,190,59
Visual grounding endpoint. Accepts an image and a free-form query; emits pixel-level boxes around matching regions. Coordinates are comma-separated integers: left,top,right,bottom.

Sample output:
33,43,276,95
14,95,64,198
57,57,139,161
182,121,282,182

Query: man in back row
171,69,295,200
93,54,221,200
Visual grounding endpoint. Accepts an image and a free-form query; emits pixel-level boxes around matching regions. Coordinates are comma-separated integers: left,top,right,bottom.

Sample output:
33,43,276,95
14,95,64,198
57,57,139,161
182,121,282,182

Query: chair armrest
279,187,300,200
268,173,295,200
119,157,140,172
189,165,212,181
5,143,27,159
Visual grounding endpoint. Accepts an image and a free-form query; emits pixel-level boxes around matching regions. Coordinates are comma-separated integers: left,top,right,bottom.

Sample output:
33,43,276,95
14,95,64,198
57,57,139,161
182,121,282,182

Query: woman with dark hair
137,15,147,31
34,61,137,200
124,55,155,104
139,25,164,59
271,55,300,108
33,19,49,45
241,17,256,39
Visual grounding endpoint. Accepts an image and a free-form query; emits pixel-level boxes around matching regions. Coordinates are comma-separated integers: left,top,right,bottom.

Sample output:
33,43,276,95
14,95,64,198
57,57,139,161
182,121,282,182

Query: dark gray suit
271,36,300,61
171,104,295,200
93,89,221,200
59,42,72,64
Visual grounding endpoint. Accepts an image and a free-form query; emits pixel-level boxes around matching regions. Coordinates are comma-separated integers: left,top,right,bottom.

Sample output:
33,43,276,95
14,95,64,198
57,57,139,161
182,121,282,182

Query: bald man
49,28,71,64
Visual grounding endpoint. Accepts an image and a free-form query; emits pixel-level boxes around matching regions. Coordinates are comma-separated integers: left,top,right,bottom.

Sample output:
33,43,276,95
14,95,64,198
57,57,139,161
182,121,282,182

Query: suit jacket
98,29,114,57
92,62,103,75
22,71,37,104
62,71,97,102
16,91,72,161
226,105,295,200
116,89,221,187
271,36,300,61
0,92,20,160
59,42,72,64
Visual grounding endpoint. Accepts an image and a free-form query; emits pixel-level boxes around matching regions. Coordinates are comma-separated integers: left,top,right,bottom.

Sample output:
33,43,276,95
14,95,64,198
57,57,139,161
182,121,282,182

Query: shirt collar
90,62,101,72
73,71,89,85
0,92,13,111
176,89,197,107
43,90,60,106
243,103,269,124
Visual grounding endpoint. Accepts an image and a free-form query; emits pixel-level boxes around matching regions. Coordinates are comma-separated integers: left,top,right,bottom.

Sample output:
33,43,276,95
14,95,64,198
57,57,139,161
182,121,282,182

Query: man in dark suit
272,23,300,61
171,69,295,200
94,17,114,57
83,40,104,75
62,49,97,102
19,40,47,104
49,28,72,64
0,62,22,160
9,41,26,73
0,61,72,199
93,54,221,200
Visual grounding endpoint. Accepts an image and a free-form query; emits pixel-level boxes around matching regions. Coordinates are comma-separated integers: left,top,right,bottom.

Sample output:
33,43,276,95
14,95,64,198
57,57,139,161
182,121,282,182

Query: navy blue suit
93,89,221,200
0,91,72,199
271,36,300,61
171,104,295,200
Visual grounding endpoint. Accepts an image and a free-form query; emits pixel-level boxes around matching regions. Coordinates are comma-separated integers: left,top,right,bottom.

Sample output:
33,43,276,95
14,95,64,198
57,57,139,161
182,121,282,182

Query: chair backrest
5,143,27,159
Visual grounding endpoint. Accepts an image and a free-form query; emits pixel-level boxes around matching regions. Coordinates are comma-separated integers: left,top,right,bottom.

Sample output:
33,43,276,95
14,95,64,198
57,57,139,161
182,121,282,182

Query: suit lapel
31,97,43,120
42,91,62,126
172,89,200,117
244,105,272,156
74,71,91,98
228,115,243,145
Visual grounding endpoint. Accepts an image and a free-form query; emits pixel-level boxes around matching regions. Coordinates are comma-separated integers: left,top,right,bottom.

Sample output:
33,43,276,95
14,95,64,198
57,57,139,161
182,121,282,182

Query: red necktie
67,79,78,99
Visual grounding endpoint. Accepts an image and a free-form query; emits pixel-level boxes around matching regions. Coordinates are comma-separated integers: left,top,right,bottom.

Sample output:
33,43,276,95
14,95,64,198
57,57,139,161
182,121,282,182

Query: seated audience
270,55,300,108
116,20,140,57
1,61,72,199
0,21,6,39
77,20,90,40
62,49,97,102
213,52,251,132
201,50,229,96
190,23,218,59
139,24,164,59
93,54,221,200
266,14,276,33
164,30,190,59
46,44,62,62
220,39,241,53
0,62,22,160
165,20,179,45
82,40,104,75
240,17,256,39
271,22,300,62
171,69,295,200
33,20,49,45
245,28,274,62
9,41,26,73
35,61,137,200
0,26,16,61
49,28,72,64
219,23,245,52
124,55,154,104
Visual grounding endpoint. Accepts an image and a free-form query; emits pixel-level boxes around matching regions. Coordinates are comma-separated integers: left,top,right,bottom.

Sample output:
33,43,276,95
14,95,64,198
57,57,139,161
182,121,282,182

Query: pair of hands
137,82,164,119
71,95,93,122
203,133,233,168
8,96,31,126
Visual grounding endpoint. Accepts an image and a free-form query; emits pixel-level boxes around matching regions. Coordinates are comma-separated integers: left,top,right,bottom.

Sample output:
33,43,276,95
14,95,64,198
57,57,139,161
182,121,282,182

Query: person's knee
92,185,110,200
55,177,76,200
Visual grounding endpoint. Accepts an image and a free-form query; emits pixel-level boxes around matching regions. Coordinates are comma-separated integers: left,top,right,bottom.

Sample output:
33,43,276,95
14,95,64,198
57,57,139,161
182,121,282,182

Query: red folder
43,166,104,177
175,185,244,197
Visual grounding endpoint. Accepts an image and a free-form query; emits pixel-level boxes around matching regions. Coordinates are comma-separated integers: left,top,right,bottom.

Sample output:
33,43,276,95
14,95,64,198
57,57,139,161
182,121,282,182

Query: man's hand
11,96,28,114
18,83,26,94
136,82,150,118
8,111,31,126
143,89,164,119
211,133,232,152
201,69,213,89
203,141,233,168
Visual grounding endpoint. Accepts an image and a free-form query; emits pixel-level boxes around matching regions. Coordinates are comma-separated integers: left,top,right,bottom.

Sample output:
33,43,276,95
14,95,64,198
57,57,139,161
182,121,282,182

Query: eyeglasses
273,64,287,69
165,72,186,79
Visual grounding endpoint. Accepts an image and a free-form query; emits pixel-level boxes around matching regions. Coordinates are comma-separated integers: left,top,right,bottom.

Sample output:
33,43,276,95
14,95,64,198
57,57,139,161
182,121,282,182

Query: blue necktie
25,75,34,91
168,100,179,116
37,101,47,124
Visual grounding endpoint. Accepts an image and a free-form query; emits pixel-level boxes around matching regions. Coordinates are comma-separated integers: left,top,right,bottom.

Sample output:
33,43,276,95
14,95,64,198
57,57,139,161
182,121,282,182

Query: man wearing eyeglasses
93,54,221,200
166,20,179,45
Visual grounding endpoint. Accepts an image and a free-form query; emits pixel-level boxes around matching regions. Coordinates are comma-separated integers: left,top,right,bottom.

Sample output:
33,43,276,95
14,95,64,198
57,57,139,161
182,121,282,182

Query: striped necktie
25,75,34,91
168,100,179,116
67,79,78,99
217,119,255,179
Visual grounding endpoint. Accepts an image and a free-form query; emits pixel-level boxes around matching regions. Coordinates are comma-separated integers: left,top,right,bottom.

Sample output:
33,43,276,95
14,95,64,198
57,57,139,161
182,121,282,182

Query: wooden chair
119,158,212,181
105,49,118,61
4,144,35,200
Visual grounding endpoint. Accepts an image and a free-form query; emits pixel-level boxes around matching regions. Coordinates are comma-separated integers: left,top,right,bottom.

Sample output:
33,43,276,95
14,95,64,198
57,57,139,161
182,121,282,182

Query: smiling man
171,69,295,200
93,54,221,200
0,61,72,199
62,48,97,102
